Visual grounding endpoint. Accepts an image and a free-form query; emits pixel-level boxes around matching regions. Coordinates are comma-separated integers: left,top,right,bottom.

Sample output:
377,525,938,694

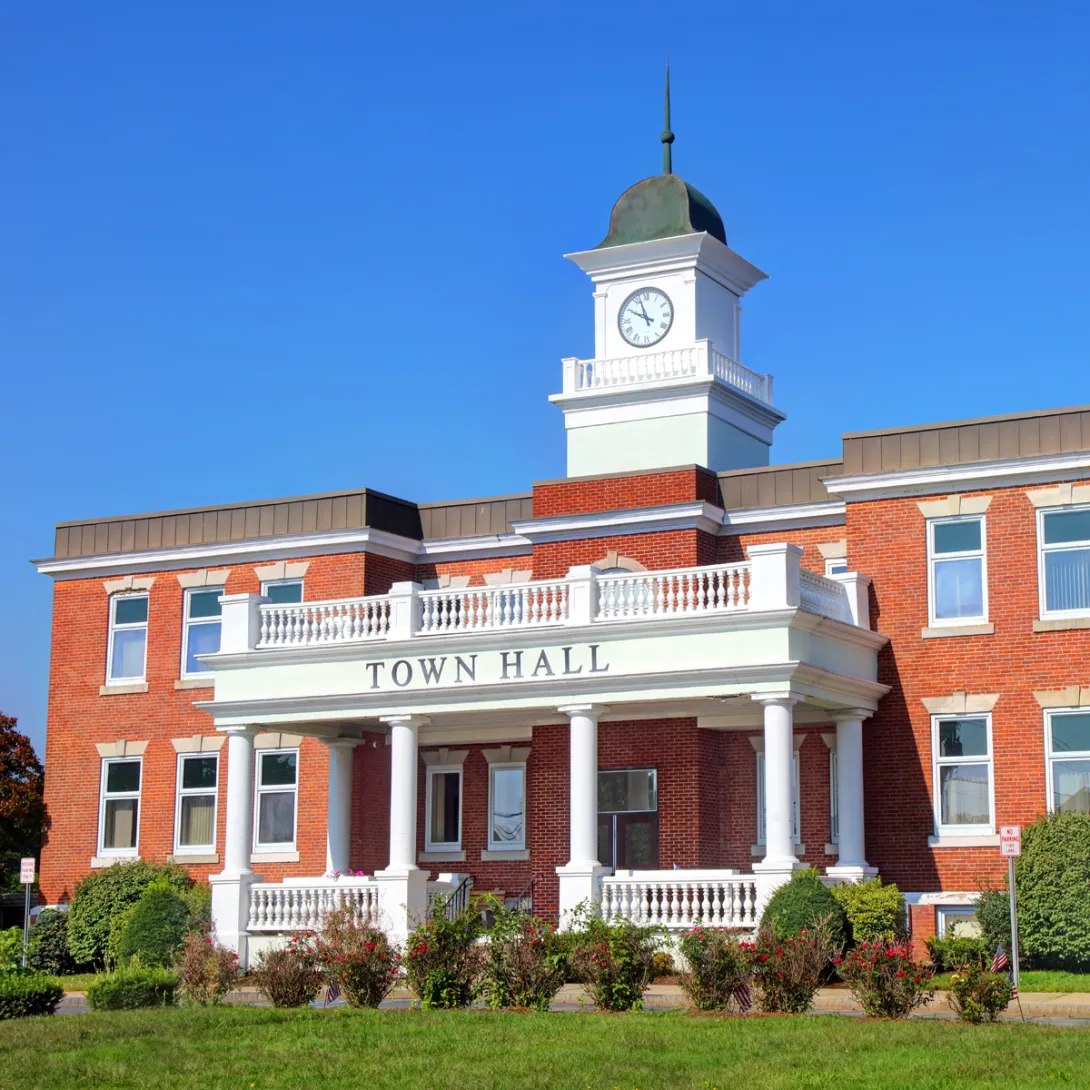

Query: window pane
934,520,981,554
1045,549,1090,613
491,768,524,845
934,557,984,619
1051,713,1090,755
430,771,460,844
179,795,215,846
597,816,614,870
111,629,147,680
1053,760,1090,815
940,910,981,939
104,798,138,849
939,719,988,758
621,816,657,868
1044,509,1090,545
829,752,840,843
106,760,141,793
185,620,221,673
827,561,848,575
260,752,297,786
113,597,148,624
258,791,295,844
598,769,658,812
264,582,303,604
182,756,218,790
187,589,223,619
939,764,990,825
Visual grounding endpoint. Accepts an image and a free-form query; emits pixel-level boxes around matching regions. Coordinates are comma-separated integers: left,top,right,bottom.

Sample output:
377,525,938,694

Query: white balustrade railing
418,581,569,634
798,570,854,625
596,564,748,620
601,871,761,930
247,879,380,931
708,347,774,404
257,596,390,647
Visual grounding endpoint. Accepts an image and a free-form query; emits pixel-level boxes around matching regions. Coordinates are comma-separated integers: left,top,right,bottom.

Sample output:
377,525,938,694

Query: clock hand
633,304,653,325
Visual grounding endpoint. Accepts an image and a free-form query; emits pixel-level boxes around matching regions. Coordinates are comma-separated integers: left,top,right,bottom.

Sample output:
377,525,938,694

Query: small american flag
325,978,341,1005
990,945,1009,974
733,981,752,1013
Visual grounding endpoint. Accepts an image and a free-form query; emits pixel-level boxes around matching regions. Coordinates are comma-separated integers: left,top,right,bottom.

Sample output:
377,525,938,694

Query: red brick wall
532,467,719,517
532,530,718,580
724,523,847,575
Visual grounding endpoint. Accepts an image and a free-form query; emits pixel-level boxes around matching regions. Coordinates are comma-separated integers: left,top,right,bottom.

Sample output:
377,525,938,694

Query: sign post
19,858,35,969
1000,826,1021,992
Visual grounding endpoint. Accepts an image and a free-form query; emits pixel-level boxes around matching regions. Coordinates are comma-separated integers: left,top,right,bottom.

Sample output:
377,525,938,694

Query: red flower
897,971,905,978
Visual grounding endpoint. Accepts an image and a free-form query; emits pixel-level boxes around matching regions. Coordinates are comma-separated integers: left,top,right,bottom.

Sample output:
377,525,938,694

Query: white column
827,712,878,880
555,704,610,925
753,695,801,873
322,738,359,875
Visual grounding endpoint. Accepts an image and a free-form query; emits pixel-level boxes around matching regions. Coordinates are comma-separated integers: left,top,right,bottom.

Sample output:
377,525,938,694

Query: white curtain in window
939,765,989,825
180,795,215,846
1045,550,1090,612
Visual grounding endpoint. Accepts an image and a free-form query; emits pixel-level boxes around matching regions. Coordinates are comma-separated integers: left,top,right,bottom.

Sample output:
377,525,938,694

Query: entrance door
597,768,659,872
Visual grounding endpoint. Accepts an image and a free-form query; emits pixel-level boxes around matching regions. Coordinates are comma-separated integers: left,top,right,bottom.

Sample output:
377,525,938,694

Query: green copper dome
594,173,727,249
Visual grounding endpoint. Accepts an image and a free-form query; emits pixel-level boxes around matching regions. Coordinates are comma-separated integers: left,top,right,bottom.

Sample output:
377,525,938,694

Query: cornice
721,500,845,535
510,500,724,543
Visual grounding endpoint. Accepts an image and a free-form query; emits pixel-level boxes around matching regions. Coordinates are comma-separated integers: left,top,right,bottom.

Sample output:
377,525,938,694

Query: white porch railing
418,581,569,634
596,563,748,619
799,570,855,625
257,596,390,648
601,871,762,931
247,878,380,931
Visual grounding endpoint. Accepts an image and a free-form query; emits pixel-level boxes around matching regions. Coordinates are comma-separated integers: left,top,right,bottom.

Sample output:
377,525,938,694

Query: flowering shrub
569,910,657,1012
838,940,933,1019
252,939,324,1008
324,870,369,879
174,931,239,1006
480,905,566,1011
678,926,752,1011
747,922,838,1013
404,898,483,1009
312,907,401,1008
948,964,1014,1023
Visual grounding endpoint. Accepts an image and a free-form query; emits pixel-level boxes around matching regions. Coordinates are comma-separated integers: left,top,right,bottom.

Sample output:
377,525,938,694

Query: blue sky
3,2,1089,756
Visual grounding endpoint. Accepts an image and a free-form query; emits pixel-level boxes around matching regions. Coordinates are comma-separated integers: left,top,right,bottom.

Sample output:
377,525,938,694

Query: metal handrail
444,876,473,921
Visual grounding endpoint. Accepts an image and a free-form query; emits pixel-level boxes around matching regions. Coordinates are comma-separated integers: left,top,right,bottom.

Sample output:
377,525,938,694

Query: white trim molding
171,734,226,753
103,575,156,594
722,501,845,535
253,561,310,582
177,568,231,588
916,495,992,517
95,740,149,758
1034,686,1090,708
817,540,847,561
511,501,724,544
1026,482,1090,508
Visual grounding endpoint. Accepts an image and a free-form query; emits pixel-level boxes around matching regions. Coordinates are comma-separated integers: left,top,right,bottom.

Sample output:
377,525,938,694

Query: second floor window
261,579,303,604
182,589,222,677
1039,506,1090,617
107,594,148,682
928,516,987,625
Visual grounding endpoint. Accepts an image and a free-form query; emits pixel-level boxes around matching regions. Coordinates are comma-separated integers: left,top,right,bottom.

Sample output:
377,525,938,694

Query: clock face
618,287,674,348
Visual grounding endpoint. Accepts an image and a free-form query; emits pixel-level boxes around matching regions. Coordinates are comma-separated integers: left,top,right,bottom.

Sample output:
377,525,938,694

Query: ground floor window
829,749,839,844
426,766,462,851
1046,709,1090,815
99,757,141,855
937,906,981,938
175,754,218,853
597,768,658,871
255,750,298,849
488,763,525,850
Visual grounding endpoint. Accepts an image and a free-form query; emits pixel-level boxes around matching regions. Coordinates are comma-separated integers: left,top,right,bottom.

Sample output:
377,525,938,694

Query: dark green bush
86,967,178,1011
404,898,484,1009
117,883,192,968
68,861,192,967
831,878,906,942
27,911,81,976
0,970,64,1019
926,934,988,972
762,869,848,948
976,885,1011,955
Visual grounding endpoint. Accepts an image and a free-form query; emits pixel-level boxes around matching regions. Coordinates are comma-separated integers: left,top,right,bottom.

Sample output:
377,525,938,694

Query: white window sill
90,854,140,868
251,850,300,863
481,849,530,861
1033,616,1090,632
168,852,219,865
175,677,214,690
99,682,149,696
420,850,466,863
921,623,994,639
825,843,839,856
751,843,805,856
928,834,1000,848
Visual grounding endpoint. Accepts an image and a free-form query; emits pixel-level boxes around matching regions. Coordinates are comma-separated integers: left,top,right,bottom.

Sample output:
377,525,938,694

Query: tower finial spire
661,59,674,174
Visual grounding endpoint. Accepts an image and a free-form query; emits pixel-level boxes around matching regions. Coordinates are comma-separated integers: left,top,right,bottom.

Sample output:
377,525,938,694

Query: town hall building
34,101,1090,962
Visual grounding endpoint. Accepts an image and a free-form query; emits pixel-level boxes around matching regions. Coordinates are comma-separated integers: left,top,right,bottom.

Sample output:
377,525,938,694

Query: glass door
597,768,659,872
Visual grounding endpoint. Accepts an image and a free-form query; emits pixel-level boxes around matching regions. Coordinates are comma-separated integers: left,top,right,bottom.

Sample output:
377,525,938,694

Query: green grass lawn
928,970,1090,993
1,1006,1089,1090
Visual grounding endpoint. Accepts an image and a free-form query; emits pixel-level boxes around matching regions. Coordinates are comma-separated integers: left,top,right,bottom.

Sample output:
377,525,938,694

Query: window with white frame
829,749,840,844
488,763,526,850
107,594,148,683
99,757,141,855
261,579,303,605
425,766,462,851
175,754,219,853
937,906,981,938
1038,506,1090,617
254,750,298,849
932,715,993,835
182,588,223,677
756,752,801,844
927,516,987,625
1045,710,1090,815
825,558,849,576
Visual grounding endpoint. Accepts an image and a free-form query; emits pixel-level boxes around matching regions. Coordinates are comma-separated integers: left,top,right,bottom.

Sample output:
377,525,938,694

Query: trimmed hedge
831,878,906,942
27,911,80,976
116,884,191,968
761,869,848,948
0,971,64,1019
86,968,179,1011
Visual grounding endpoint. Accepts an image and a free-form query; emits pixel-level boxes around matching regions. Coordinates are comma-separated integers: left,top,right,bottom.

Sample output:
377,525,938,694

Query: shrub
174,931,240,1006
68,861,192,967
678,926,751,1011
86,967,179,1011
252,942,324,1009
747,921,838,1014
311,908,401,1009
0,970,63,1019
831,878,906,943
26,911,80,976
0,927,23,971
569,910,657,1012
106,906,138,970
480,905,566,1012
838,940,933,1019
975,885,1011,956
404,898,483,1010
948,964,1014,1023
926,934,988,972
761,869,848,949
116,881,192,968
650,950,676,978
180,882,212,932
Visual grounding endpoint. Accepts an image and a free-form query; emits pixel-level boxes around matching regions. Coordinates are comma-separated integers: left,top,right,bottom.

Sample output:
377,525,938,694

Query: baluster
700,883,712,923
743,883,755,927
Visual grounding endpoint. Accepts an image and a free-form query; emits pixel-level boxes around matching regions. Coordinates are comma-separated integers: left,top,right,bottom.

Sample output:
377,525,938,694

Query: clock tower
550,70,785,478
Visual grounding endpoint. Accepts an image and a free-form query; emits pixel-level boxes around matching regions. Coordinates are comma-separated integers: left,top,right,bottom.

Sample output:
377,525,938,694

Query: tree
0,713,46,888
